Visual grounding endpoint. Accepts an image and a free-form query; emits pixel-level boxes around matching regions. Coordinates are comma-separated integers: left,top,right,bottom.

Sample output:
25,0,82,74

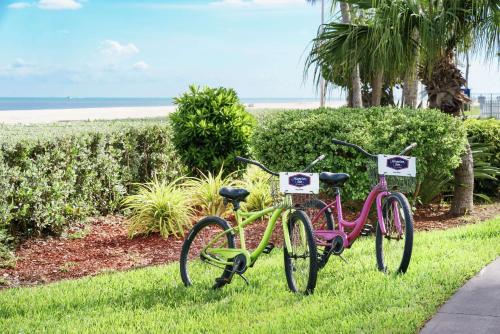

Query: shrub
123,178,194,238
185,168,240,217
465,119,500,198
0,120,184,237
171,85,255,175
252,107,467,201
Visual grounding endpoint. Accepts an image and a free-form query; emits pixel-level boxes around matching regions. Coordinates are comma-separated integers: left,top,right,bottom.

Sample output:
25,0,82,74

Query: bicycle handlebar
331,139,377,158
236,154,325,176
235,157,279,176
332,139,417,158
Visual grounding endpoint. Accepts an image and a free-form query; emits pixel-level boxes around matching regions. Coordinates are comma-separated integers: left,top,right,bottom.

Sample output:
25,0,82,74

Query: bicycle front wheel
303,199,335,269
375,192,414,274
284,210,318,294
180,216,235,289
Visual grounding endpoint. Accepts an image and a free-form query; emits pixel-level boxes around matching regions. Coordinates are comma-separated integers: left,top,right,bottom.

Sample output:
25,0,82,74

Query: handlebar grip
332,139,349,146
236,156,254,164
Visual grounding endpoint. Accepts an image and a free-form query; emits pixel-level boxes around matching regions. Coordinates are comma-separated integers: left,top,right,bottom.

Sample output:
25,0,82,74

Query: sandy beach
0,101,345,124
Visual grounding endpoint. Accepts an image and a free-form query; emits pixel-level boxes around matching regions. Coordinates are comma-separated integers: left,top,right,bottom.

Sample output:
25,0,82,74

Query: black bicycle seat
219,187,250,202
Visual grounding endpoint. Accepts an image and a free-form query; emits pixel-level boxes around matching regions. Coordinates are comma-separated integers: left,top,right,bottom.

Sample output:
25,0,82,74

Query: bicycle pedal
213,277,232,289
263,243,275,254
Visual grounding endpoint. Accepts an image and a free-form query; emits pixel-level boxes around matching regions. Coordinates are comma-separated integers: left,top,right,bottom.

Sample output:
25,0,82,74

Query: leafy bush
242,166,273,212
123,178,194,238
252,107,467,201
171,85,255,175
0,120,184,237
465,119,500,198
185,168,240,217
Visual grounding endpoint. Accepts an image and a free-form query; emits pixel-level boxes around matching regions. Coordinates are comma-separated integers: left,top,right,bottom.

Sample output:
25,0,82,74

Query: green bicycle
180,155,324,294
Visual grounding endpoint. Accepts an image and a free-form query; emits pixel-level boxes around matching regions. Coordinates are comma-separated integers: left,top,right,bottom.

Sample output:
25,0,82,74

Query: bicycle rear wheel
284,210,318,294
180,216,235,289
375,192,413,274
303,199,335,268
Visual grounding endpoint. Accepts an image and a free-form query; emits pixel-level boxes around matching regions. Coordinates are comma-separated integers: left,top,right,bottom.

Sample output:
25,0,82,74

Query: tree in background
306,0,499,215
307,0,364,107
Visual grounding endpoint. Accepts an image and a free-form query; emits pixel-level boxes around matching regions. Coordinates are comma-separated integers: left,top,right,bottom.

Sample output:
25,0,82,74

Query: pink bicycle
305,139,417,274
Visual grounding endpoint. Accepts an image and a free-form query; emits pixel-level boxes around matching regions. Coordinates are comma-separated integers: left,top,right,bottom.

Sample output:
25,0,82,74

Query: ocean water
0,97,334,111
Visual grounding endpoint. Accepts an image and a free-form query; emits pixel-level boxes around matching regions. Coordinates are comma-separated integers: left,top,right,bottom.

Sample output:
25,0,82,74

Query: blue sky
0,0,498,98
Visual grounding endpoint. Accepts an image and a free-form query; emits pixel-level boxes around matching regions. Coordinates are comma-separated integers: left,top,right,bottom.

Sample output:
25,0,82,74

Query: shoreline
0,101,345,124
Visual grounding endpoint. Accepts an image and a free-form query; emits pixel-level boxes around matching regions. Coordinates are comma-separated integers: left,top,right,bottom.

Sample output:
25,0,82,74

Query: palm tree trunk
403,29,419,108
371,71,383,107
419,51,474,216
451,141,474,216
402,74,418,108
340,2,363,108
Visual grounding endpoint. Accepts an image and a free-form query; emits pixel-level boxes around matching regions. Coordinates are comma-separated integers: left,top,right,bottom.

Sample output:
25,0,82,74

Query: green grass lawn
464,105,480,117
1,218,499,333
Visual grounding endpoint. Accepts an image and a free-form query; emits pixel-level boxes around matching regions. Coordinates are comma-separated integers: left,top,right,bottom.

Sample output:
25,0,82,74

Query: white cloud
37,0,82,10
133,61,150,71
210,0,304,7
100,40,140,57
7,2,32,9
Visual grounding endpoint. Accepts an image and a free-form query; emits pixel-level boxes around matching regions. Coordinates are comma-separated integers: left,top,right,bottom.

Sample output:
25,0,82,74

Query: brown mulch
1,203,498,288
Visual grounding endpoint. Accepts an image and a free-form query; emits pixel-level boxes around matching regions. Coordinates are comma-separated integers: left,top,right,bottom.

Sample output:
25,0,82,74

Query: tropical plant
465,118,500,197
171,85,255,176
306,0,499,215
123,178,194,239
242,165,273,212
417,136,500,204
185,168,240,217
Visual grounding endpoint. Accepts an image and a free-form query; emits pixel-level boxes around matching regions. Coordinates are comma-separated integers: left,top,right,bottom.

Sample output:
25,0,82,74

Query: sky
0,0,498,98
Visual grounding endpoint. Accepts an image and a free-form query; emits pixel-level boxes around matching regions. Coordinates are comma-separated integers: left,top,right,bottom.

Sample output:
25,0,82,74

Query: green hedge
0,120,184,236
252,107,467,200
465,118,500,197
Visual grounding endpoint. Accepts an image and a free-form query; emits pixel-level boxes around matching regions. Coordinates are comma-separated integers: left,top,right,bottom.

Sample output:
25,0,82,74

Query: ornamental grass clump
242,165,273,212
123,178,194,238
185,168,240,217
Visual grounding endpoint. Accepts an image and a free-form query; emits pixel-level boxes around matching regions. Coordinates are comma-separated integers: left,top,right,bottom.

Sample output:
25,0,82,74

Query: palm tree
371,0,498,215
307,0,364,107
306,0,499,215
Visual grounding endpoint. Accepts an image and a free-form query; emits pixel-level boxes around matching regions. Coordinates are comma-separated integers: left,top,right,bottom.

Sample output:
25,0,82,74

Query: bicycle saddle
219,187,250,202
319,172,350,187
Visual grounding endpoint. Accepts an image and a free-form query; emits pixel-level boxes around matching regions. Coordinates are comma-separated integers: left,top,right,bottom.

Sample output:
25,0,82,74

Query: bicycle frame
201,199,301,268
313,175,403,248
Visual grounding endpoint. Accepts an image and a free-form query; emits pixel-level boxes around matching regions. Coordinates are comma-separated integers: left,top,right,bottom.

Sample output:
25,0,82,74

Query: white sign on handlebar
378,155,416,177
279,172,319,194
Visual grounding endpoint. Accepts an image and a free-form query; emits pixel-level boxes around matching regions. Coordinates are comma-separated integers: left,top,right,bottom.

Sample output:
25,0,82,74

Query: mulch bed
1,203,498,289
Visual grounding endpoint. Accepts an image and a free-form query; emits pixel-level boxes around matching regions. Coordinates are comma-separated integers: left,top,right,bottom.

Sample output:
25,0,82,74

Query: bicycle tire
375,192,414,274
180,216,235,289
284,210,318,294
